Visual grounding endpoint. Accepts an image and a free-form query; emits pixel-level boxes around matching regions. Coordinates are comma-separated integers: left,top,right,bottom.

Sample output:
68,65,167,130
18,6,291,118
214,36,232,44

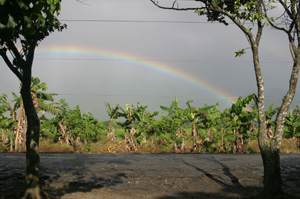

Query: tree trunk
1,127,8,143
192,123,197,137
252,42,284,197
21,118,28,151
261,149,283,198
107,120,112,139
21,65,41,199
15,103,24,151
7,102,15,151
263,46,300,198
107,120,116,141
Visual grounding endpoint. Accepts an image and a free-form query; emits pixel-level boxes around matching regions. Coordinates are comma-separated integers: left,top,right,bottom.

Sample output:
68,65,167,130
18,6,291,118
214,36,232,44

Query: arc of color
36,45,234,106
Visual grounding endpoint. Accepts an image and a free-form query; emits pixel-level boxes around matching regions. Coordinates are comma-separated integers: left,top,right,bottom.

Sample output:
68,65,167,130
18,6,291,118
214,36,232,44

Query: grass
280,138,300,153
1,136,300,154
39,140,74,153
36,137,300,154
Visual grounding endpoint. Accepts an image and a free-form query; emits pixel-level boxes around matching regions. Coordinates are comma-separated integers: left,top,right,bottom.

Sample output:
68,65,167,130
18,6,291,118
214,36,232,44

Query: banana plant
160,96,187,135
82,111,104,143
117,103,135,134
185,100,198,137
265,103,279,138
116,102,159,151
285,106,300,138
134,104,158,144
11,91,25,151
186,100,221,138
105,102,120,141
223,94,256,153
11,77,59,150
198,103,222,150
159,97,191,151
116,103,142,151
0,94,16,148
31,77,58,115
40,99,70,143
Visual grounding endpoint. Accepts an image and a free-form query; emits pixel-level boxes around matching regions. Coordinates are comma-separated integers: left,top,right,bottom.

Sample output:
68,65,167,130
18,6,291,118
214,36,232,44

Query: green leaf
234,49,246,57
0,0,6,5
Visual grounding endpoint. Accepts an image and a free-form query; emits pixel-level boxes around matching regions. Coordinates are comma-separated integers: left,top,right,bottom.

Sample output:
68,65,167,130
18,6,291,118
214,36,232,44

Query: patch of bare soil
1,153,300,199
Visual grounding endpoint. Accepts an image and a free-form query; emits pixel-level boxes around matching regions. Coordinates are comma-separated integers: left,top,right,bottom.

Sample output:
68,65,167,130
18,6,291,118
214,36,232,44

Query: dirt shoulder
1,153,300,199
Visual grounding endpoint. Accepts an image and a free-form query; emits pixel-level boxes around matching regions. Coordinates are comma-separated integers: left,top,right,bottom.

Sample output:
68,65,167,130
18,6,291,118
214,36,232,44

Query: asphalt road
0,153,300,199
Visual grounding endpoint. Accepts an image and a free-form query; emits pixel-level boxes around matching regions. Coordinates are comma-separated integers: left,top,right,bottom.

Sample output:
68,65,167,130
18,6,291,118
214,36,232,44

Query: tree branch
0,48,23,82
255,0,264,45
6,41,25,69
149,0,204,11
263,2,297,60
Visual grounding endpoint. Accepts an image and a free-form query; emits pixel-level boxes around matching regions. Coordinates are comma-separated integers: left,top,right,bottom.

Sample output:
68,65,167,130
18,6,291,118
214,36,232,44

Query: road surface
0,153,300,199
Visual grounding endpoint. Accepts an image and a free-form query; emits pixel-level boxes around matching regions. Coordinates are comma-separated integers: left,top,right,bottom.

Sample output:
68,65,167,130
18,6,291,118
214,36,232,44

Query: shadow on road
155,187,261,199
156,157,261,199
1,172,126,199
0,154,130,199
41,172,126,199
181,156,243,188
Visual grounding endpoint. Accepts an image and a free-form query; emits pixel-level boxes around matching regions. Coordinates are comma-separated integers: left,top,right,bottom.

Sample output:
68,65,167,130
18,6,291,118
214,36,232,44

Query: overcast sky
0,0,298,120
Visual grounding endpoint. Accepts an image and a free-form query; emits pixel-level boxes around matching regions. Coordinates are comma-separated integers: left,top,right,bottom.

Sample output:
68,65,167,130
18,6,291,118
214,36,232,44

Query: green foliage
63,106,104,142
31,77,59,115
195,1,266,25
0,0,65,46
3,86,289,153
265,103,279,132
40,99,105,143
0,94,16,133
105,102,120,120
117,102,159,142
234,49,246,57
0,94,9,116
284,106,300,138
158,97,188,141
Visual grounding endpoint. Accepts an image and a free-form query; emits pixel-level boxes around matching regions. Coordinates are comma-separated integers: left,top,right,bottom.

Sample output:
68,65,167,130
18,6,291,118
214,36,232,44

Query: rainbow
36,45,234,106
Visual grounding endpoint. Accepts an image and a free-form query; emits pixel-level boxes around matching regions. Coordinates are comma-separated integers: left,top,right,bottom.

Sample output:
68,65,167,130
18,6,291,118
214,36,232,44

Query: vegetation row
1,77,300,154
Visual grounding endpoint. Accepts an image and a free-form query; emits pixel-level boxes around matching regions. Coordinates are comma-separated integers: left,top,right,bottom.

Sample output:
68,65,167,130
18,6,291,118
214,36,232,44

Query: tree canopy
0,0,66,82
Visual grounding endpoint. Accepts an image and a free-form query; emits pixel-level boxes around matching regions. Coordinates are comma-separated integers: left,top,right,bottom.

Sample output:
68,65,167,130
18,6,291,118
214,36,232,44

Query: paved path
0,153,300,199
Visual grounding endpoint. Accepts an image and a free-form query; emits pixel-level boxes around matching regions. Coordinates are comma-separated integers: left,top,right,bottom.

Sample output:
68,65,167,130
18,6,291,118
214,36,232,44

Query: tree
0,1,66,198
150,0,300,197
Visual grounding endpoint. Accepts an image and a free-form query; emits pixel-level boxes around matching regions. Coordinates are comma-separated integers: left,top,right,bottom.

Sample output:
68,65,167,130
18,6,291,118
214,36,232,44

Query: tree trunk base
22,184,41,199
251,191,299,199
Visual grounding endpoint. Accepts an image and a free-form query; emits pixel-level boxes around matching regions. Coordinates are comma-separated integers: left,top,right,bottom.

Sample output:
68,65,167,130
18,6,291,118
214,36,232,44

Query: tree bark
261,149,283,198
21,59,41,199
262,48,300,198
251,43,284,197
